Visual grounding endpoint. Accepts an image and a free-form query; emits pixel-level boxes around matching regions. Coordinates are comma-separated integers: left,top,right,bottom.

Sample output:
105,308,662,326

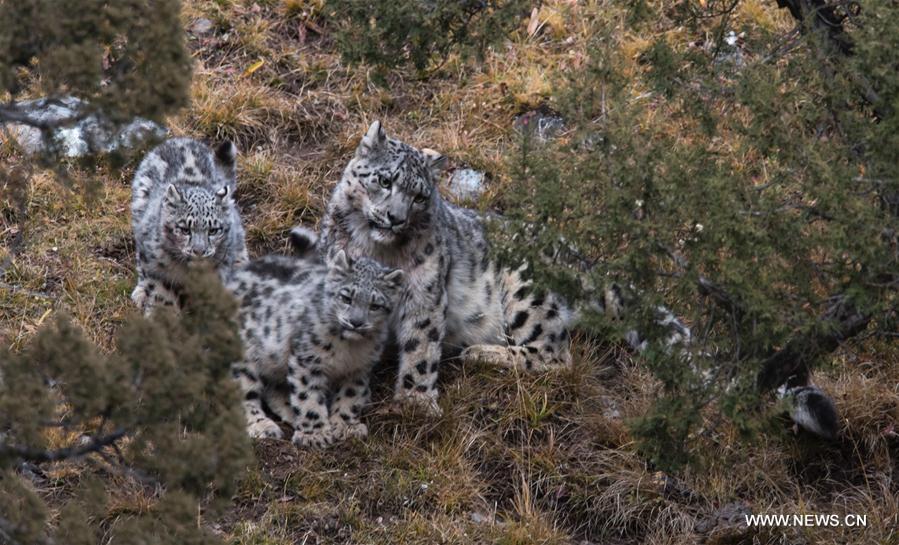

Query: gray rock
600,396,621,420
446,168,486,200
469,511,504,526
469,511,489,524
189,17,214,35
513,109,565,143
696,501,755,543
714,31,746,69
2,96,167,157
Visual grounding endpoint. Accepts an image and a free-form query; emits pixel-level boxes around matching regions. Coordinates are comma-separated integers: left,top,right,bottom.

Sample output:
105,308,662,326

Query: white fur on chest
345,233,420,271
318,335,381,380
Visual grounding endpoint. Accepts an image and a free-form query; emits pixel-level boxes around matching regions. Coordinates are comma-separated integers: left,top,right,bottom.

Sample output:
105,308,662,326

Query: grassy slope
1,0,897,543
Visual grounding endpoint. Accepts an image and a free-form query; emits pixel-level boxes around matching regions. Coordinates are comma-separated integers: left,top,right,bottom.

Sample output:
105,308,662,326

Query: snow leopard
227,249,404,447
318,121,575,414
130,137,248,314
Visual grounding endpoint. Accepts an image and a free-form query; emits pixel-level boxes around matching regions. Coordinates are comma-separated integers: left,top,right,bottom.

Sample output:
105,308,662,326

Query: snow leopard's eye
208,226,222,236
339,291,352,304
413,193,427,204
176,224,190,236
370,302,384,311
378,176,391,189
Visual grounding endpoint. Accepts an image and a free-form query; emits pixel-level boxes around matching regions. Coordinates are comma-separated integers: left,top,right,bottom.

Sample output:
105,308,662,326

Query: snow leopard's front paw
292,427,337,449
130,284,149,311
333,421,368,441
394,390,443,417
246,417,283,440
461,344,515,368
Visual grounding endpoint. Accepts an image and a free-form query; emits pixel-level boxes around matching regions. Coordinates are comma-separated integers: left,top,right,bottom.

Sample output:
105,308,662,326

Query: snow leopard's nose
349,317,366,329
386,211,406,227
189,241,210,257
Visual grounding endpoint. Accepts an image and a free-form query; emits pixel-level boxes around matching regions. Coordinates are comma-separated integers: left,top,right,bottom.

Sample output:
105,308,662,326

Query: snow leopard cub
227,249,404,447
130,137,248,314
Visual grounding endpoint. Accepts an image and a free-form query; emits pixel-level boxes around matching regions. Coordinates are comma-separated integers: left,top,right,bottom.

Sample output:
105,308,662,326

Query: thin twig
0,429,127,464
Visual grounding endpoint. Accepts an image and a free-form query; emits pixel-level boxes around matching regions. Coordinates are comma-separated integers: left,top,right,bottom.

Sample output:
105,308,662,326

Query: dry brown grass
2,0,897,543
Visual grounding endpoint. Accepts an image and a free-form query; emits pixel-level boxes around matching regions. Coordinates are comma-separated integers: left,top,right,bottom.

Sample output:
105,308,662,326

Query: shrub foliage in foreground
0,0,191,124
495,1,898,468
0,3,253,542
0,269,252,545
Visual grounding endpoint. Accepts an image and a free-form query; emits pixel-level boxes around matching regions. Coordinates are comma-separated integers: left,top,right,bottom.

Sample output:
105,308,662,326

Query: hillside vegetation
1,0,897,543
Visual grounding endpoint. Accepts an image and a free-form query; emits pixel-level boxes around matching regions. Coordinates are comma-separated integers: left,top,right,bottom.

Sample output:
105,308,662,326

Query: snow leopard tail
461,268,684,373
462,262,575,371
603,284,839,440
778,381,840,440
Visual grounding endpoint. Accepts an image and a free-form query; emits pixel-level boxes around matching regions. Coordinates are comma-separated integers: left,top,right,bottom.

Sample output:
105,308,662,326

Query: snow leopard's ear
331,249,352,275
421,148,448,175
382,268,405,290
289,226,318,259
164,184,184,207
215,185,230,203
215,140,238,167
356,120,387,158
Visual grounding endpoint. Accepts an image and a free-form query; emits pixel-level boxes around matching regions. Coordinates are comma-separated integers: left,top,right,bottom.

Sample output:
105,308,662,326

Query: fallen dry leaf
242,58,265,77
527,7,541,37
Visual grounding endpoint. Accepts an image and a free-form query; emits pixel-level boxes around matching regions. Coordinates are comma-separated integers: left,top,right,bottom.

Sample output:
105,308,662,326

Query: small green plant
521,390,554,428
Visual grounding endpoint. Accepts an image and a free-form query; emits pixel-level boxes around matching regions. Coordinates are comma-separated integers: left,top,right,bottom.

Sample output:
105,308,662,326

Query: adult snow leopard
319,121,574,414
130,137,248,314
227,248,404,447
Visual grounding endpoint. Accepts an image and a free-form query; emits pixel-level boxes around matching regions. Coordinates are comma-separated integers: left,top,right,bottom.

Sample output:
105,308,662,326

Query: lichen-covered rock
513,108,565,142
446,167,486,200
1,96,167,157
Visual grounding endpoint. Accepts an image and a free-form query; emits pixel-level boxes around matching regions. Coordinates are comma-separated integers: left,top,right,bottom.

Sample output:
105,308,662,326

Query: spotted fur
318,121,574,414
130,138,248,314
227,250,404,447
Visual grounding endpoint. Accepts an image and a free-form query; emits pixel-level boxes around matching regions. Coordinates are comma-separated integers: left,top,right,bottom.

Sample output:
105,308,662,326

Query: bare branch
773,0,890,118
774,0,853,55
756,297,871,391
0,429,127,464
697,276,744,322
